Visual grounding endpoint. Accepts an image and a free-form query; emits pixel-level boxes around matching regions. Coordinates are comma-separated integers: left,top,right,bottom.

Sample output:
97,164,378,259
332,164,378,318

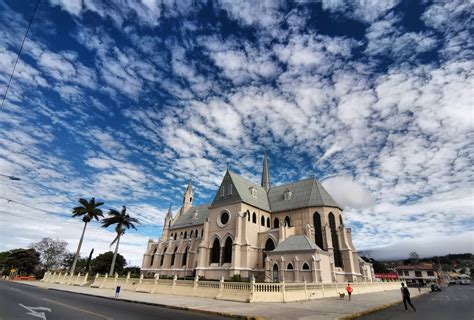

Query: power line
0,0,41,114
0,196,69,219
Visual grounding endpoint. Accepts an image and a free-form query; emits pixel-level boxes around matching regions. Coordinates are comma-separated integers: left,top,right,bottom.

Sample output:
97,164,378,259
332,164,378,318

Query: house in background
396,263,439,286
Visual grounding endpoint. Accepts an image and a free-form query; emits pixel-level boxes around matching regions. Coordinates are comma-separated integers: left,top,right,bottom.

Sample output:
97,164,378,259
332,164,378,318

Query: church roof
268,177,340,212
170,203,209,229
210,170,271,211
273,235,321,252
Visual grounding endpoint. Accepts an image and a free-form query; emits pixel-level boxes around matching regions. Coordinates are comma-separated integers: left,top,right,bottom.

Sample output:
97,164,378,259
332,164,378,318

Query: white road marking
18,304,52,320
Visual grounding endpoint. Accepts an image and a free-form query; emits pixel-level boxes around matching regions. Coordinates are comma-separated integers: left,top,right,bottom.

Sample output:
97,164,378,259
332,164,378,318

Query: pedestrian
346,283,353,301
400,283,416,312
115,286,121,299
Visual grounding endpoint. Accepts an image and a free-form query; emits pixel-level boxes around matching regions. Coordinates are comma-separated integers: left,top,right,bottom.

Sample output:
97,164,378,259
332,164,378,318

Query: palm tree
102,206,139,276
70,197,104,275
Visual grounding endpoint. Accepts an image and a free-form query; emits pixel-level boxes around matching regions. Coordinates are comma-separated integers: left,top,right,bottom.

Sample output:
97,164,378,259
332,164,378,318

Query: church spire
182,178,194,213
261,151,271,191
166,203,173,219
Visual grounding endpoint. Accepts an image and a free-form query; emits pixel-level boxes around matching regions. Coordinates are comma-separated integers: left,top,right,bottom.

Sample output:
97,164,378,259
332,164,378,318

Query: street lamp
0,174,21,181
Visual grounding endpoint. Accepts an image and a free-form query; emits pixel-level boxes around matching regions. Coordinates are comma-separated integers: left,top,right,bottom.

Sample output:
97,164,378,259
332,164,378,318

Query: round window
220,211,229,225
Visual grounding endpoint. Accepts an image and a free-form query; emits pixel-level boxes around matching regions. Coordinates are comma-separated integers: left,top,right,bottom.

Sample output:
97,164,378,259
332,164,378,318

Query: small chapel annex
142,154,374,283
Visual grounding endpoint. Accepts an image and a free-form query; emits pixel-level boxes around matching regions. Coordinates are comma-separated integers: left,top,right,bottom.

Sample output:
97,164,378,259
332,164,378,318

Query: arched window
302,263,310,270
313,212,324,250
272,263,279,282
195,229,198,237
252,212,257,223
180,232,183,238
266,217,270,228
339,214,343,226
223,237,233,264
287,263,294,270
220,186,225,197
210,238,220,264
247,210,250,222
261,215,265,226
150,247,157,267
201,229,204,237
264,238,275,251
274,218,279,228
284,216,291,227
329,212,343,268
227,184,233,195
182,247,188,267
184,231,187,239
174,233,177,240
170,233,173,239
263,238,275,263
160,247,167,267
170,247,178,266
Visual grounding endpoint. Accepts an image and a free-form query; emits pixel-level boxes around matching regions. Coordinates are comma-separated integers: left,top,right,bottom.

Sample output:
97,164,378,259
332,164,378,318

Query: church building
142,154,374,283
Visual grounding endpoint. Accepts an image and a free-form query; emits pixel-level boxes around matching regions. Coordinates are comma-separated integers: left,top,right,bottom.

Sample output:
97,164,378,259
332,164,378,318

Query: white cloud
322,176,375,210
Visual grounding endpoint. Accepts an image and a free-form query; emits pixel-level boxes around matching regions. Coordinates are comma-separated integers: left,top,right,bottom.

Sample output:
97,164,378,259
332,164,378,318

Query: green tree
61,253,88,273
70,197,104,275
1,249,40,276
29,237,68,271
101,206,138,276
91,251,126,275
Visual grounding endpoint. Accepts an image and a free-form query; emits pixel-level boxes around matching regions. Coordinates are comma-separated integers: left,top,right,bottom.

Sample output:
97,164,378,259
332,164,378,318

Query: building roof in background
396,263,435,271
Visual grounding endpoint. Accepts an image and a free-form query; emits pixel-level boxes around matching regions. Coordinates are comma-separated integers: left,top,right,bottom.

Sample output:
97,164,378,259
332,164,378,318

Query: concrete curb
45,287,263,320
339,291,428,319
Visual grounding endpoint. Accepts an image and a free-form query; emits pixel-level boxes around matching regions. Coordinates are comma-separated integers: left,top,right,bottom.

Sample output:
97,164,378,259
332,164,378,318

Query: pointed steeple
166,203,173,219
182,178,194,214
185,178,193,194
261,151,271,191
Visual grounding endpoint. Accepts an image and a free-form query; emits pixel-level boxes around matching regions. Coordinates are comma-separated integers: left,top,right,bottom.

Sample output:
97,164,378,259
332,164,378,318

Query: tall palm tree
102,206,139,276
70,197,104,275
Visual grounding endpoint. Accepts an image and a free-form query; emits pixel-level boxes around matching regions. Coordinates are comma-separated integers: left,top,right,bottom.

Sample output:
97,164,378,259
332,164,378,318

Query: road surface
0,280,231,320
358,284,474,319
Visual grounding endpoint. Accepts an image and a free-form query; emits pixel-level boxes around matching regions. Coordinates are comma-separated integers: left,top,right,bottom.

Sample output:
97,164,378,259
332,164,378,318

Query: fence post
304,279,307,299
100,273,108,288
251,275,255,294
81,272,88,286
282,279,286,302
151,273,159,294
125,272,130,288
114,272,118,287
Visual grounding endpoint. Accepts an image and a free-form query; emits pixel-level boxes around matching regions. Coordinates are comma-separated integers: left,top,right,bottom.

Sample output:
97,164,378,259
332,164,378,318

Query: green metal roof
268,177,340,212
170,203,209,229
273,235,321,252
210,170,271,211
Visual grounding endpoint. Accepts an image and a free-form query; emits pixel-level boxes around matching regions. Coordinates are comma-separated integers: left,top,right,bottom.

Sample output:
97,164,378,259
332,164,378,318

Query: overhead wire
0,0,41,114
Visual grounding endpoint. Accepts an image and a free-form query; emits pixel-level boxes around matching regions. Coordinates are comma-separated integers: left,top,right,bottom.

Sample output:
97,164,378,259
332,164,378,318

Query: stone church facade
142,154,374,283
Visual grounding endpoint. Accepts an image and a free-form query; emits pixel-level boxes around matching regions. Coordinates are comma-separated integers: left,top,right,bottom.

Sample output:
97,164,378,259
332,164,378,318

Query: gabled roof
273,235,321,252
268,177,340,212
170,203,209,229
210,170,271,211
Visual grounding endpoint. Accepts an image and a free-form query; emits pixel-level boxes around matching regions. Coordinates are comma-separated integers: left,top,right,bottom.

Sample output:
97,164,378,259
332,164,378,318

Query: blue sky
0,0,472,265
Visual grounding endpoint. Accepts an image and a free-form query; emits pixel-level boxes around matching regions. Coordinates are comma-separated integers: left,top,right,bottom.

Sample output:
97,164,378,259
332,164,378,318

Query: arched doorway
274,218,280,228
272,264,279,282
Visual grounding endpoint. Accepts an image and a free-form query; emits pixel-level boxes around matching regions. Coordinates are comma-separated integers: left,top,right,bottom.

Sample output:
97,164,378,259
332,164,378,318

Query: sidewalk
16,281,428,319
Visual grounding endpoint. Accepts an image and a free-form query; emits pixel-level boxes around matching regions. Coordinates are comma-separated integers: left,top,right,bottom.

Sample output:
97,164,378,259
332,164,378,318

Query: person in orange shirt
346,283,353,301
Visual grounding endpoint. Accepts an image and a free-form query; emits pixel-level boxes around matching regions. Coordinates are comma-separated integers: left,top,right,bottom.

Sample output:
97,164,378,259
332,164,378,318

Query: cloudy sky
0,0,472,265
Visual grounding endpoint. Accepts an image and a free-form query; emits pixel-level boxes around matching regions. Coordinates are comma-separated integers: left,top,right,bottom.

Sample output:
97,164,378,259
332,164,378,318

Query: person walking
401,283,416,312
346,283,353,301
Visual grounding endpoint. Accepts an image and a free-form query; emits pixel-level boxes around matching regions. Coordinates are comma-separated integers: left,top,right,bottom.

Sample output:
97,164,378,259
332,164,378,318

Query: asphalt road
0,280,231,320
359,284,474,320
